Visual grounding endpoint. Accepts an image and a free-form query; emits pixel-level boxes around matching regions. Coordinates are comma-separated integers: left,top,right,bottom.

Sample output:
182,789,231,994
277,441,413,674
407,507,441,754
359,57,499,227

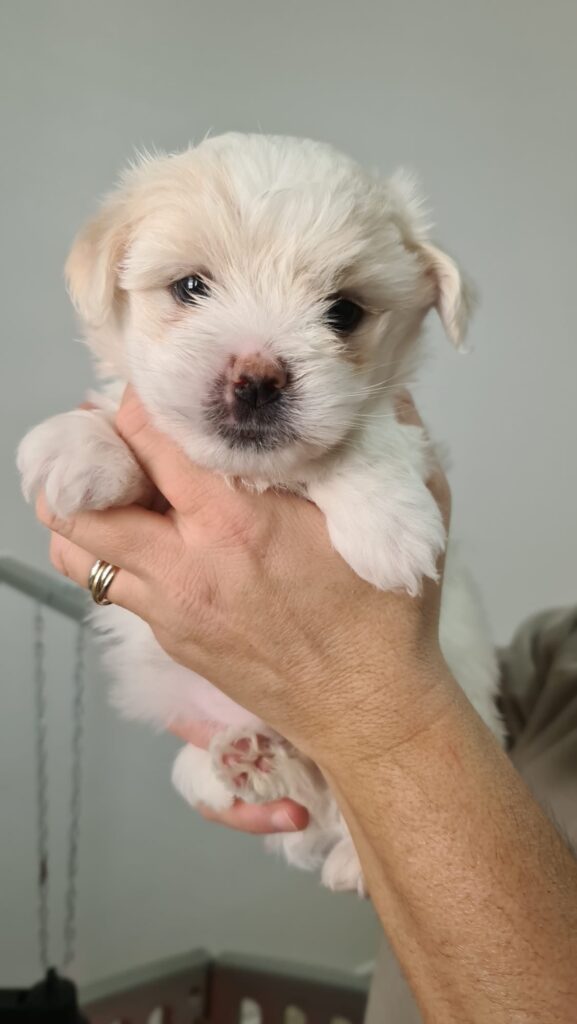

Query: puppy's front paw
370,488,446,595
320,481,446,596
18,410,152,518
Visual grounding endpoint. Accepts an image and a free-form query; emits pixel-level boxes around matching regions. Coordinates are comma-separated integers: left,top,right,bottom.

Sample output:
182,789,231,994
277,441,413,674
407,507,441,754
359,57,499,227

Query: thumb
115,386,229,515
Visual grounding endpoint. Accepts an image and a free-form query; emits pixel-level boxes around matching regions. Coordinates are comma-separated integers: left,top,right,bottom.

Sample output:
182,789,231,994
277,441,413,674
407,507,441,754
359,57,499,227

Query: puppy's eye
171,274,211,305
325,296,364,335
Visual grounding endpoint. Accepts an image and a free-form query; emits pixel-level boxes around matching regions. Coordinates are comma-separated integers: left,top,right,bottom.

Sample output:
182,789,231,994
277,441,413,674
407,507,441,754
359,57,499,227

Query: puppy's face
67,133,471,480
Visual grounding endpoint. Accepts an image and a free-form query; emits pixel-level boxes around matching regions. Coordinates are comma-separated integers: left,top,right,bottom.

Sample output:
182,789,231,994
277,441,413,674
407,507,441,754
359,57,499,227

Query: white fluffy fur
18,133,502,893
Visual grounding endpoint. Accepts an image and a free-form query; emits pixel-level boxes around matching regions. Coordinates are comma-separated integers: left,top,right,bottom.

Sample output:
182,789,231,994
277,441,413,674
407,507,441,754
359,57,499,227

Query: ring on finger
88,558,119,606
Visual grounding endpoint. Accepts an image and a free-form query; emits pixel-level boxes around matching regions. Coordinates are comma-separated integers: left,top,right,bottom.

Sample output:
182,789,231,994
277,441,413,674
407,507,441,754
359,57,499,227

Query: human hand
39,387,451,768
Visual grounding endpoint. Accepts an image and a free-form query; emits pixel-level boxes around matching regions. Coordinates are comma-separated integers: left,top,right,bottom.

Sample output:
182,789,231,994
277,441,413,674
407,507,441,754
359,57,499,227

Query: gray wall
1,0,575,986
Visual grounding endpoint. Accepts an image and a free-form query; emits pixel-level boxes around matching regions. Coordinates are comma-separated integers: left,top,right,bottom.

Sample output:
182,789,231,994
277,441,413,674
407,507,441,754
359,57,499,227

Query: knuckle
220,512,255,549
36,494,73,538
49,534,70,578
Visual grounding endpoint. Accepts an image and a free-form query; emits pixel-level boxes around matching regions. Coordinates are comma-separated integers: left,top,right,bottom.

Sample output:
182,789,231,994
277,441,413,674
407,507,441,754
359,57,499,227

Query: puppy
18,133,503,892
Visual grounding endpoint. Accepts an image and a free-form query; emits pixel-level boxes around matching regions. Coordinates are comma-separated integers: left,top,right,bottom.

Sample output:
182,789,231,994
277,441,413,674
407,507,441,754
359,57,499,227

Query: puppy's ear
65,196,127,326
420,242,475,348
388,171,475,347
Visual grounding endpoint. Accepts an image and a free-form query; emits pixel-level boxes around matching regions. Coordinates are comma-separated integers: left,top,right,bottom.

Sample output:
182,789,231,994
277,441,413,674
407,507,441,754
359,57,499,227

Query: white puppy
18,133,503,892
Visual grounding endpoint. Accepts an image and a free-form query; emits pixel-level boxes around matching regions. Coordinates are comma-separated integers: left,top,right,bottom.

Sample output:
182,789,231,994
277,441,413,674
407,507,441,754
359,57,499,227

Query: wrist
312,653,461,777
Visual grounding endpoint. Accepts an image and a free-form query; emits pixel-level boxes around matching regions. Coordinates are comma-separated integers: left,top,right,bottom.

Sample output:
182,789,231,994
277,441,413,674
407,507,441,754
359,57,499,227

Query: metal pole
0,555,87,622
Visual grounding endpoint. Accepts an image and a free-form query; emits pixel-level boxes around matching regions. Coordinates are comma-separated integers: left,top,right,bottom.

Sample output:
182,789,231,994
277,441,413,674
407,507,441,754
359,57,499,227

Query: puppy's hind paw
210,729,292,803
321,838,366,896
172,743,235,812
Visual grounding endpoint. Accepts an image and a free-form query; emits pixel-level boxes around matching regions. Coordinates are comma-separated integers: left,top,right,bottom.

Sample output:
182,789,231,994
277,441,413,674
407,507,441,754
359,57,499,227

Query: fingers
395,389,452,531
36,492,170,578
197,798,309,834
427,460,452,532
49,532,148,616
170,719,220,748
116,387,234,516
395,388,424,429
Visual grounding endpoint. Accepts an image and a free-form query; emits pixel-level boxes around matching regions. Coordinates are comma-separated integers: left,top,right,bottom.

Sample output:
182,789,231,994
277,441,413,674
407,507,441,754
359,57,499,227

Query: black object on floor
0,968,89,1023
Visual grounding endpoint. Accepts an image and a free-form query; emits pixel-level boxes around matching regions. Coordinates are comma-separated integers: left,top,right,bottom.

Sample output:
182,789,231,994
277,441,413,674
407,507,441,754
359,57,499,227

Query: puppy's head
66,133,472,479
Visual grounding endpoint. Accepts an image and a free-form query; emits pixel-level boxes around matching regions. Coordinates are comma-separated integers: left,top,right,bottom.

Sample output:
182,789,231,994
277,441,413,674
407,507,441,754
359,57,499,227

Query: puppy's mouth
213,418,297,451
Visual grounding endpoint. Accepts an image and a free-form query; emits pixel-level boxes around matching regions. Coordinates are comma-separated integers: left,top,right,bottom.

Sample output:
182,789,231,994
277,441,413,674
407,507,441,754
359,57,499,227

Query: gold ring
88,559,119,606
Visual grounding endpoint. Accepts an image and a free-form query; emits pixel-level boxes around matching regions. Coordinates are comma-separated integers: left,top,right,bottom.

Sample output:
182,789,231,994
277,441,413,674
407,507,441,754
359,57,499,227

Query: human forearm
322,669,577,1024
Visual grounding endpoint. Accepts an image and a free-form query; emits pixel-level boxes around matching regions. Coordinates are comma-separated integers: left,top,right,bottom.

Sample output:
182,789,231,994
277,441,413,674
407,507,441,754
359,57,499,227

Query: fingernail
271,808,301,832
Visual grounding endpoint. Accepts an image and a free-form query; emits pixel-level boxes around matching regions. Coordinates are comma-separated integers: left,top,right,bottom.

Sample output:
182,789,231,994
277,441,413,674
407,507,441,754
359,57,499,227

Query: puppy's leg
18,405,154,518
322,835,366,896
308,417,446,596
172,743,235,812
267,786,345,873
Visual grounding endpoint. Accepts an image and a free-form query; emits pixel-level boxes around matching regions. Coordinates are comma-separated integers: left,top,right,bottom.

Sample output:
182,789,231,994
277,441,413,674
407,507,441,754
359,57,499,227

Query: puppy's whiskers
352,412,402,421
337,380,416,400
347,356,413,377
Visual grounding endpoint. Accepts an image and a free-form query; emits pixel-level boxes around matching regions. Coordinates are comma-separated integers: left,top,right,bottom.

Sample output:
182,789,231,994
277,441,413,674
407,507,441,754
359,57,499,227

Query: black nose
233,374,284,409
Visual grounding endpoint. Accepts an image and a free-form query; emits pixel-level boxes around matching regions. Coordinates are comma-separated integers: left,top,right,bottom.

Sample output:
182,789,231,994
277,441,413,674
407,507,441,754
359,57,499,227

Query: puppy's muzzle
210,354,294,449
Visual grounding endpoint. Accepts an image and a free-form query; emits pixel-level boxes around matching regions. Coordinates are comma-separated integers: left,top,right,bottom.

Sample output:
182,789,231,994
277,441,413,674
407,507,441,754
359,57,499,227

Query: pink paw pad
219,734,276,791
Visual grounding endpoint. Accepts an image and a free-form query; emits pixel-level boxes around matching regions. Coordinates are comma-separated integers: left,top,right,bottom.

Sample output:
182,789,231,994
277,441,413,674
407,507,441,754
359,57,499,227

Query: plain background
1,0,575,987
